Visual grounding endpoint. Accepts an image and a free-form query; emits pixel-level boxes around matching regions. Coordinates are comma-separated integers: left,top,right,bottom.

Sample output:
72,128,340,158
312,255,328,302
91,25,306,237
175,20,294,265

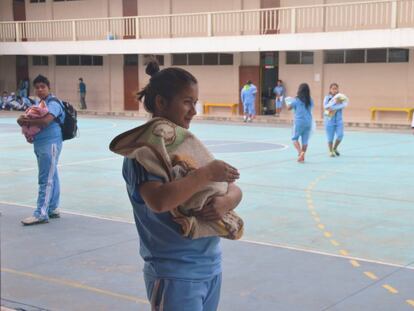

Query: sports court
1,113,414,311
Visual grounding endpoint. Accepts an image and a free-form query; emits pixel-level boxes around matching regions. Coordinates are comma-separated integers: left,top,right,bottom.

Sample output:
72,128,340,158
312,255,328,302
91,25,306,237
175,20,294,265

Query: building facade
1,0,413,122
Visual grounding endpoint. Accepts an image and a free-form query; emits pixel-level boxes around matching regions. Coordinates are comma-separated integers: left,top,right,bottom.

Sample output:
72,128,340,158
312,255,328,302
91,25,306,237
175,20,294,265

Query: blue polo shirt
33,94,64,145
122,158,222,281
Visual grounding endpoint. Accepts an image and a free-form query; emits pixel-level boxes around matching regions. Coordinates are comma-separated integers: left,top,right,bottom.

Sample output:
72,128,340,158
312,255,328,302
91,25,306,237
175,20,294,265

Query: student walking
323,83,348,157
287,83,314,163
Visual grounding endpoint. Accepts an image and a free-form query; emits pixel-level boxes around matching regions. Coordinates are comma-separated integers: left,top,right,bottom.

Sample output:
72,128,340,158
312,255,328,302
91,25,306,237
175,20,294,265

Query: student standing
273,79,285,117
17,75,65,225
287,83,314,163
78,77,87,110
111,61,242,311
241,80,257,122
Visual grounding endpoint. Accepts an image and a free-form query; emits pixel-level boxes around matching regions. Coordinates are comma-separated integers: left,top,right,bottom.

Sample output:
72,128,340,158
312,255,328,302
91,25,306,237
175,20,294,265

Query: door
13,0,26,21
239,66,260,115
123,0,137,39
260,0,280,34
123,55,139,111
260,52,279,114
16,55,29,94
13,0,27,41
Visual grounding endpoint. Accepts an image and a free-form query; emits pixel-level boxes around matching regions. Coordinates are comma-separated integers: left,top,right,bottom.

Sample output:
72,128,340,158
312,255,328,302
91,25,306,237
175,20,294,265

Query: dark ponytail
297,83,311,109
137,60,197,113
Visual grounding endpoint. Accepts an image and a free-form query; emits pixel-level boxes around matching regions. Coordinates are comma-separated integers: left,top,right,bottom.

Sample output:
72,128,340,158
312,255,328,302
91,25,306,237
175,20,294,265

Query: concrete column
407,49,414,105
312,50,324,119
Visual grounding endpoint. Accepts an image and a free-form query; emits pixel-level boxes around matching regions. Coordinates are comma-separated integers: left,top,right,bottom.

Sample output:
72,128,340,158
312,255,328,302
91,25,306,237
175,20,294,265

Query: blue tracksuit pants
33,141,62,220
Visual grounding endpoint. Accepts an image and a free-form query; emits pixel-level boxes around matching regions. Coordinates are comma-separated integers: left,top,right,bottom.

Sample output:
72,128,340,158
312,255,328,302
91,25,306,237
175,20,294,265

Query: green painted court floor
1,113,414,310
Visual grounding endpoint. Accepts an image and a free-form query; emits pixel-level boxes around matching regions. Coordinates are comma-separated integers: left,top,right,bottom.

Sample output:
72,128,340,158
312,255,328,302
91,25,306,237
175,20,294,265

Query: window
143,54,164,66
286,51,314,64
188,54,203,65
56,55,103,66
172,54,187,65
286,52,300,64
219,53,233,65
30,0,46,3
366,49,387,63
301,52,314,64
388,49,409,63
261,52,277,66
172,53,233,66
80,55,92,66
92,56,103,66
324,50,345,64
203,53,218,65
32,56,48,66
68,55,80,66
56,55,67,66
345,50,365,63
124,55,138,66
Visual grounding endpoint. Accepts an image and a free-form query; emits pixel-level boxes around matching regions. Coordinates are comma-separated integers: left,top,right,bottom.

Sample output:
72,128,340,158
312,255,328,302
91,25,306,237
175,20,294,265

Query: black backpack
48,97,78,141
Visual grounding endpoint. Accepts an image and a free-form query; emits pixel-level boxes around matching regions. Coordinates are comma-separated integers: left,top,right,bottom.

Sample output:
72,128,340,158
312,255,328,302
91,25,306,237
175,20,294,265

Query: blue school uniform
290,97,314,146
123,159,222,310
273,85,285,109
33,94,65,220
323,95,346,143
241,84,257,115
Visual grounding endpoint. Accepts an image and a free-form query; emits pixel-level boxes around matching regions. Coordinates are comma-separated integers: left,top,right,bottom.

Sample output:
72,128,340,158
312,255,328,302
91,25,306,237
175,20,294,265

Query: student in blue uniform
241,80,257,122
78,77,87,110
323,83,347,157
116,61,242,311
273,79,285,116
17,75,65,225
287,83,314,163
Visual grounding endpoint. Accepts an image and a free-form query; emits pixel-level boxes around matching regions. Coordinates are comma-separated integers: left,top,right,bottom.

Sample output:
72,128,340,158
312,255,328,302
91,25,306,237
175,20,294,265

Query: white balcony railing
0,0,413,42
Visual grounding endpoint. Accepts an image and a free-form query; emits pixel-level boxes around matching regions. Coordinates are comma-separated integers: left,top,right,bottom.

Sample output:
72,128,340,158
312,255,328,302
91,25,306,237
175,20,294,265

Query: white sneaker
243,116,248,122
247,117,252,122
21,216,48,226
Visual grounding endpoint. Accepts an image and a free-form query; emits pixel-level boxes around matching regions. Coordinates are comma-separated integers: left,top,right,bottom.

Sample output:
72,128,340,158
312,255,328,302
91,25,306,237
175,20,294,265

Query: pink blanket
21,104,48,143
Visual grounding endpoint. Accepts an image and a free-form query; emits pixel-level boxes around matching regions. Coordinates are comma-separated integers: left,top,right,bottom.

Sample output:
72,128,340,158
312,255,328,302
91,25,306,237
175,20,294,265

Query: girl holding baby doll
110,61,243,311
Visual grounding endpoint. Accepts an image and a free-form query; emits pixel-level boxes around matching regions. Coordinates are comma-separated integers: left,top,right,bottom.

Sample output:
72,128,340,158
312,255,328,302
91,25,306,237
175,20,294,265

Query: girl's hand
202,160,240,183
193,196,229,221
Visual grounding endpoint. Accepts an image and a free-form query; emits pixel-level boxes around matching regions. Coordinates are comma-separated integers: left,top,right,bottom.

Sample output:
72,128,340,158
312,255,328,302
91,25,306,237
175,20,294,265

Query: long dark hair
137,61,197,113
329,82,339,95
297,83,311,109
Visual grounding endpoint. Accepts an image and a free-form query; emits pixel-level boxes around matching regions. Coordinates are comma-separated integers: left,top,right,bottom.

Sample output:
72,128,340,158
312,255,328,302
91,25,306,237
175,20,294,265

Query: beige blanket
109,117,244,240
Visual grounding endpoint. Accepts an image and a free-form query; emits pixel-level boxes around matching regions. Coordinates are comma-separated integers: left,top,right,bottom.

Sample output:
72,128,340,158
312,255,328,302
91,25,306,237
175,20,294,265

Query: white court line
0,157,120,175
2,200,413,271
202,138,289,155
0,200,134,224
0,120,118,138
79,121,118,133
204,139,285,148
